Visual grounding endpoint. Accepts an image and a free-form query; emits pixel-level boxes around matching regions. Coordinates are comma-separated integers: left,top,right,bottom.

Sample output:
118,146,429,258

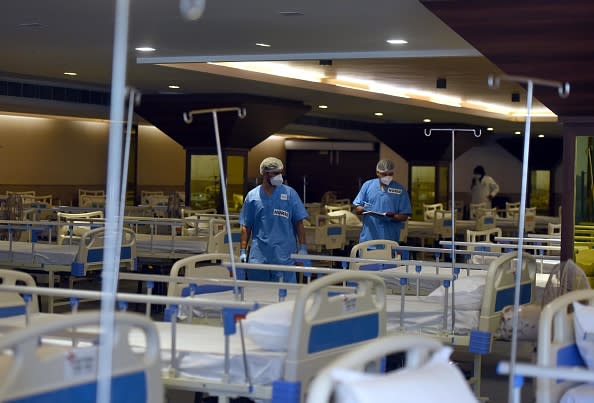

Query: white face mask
380,176,392,185
270,174,283,187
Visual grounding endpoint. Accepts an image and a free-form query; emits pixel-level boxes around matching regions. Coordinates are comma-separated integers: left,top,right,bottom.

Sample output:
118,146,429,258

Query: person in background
353,159,412,243
470,165,500,208
238,157,308,283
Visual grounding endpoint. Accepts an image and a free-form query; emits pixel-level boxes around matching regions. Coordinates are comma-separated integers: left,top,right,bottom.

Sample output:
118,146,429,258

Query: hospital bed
496,289,594,403
0,226,137,312
78,189,105,208
307,335,477,403
304,214,347,255
0,311,163,403
0,270,386,403
57,210,104,245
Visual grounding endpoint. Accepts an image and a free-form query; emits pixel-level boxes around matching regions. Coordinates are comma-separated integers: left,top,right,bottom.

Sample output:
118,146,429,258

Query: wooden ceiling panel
422,0,594,117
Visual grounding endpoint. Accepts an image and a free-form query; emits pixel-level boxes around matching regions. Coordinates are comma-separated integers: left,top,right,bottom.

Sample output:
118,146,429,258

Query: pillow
243,300,295,351
331,346,477,403
427,274,487,310
561,383,594,403
498,304,541,341
573,302,594,369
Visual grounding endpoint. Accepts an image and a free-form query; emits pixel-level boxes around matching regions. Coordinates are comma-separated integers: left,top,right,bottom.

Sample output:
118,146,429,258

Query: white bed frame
0,269,39,316
57,210,104,245
0,311,163,403
535,289,594,403
162,270,386,403
307,335,444,402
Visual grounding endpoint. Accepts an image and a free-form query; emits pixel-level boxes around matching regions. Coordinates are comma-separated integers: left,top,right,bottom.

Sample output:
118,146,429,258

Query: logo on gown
273,209,289,219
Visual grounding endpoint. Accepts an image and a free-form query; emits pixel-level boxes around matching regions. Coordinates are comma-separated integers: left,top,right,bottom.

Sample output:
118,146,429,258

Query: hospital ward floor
51,279,534,403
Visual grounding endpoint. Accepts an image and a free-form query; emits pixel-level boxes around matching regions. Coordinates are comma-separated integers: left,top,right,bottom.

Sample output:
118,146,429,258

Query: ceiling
0,0,587,141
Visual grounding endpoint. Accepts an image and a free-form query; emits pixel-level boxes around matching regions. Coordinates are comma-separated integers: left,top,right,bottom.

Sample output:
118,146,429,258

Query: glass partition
410,166,436,220
529,169,551,214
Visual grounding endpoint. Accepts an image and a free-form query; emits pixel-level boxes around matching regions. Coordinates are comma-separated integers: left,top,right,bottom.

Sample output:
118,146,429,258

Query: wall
0,114,185,204
247,135,286,180
380,143,409,188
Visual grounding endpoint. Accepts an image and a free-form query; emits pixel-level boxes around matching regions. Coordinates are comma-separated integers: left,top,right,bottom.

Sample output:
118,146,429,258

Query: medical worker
239,157,308,283
470,165,499,208
353,159,412,243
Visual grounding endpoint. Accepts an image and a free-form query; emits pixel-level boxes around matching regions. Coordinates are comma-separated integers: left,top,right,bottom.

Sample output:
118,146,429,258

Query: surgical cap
260,157,284,174
376,159,395,173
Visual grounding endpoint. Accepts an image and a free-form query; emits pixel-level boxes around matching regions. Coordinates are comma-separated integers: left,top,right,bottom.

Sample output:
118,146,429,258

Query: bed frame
0,311,163,403
535,289,594,403
161,270,386,403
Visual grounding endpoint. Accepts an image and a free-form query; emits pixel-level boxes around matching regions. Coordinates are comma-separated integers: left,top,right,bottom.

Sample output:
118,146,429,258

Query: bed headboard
0,311,162,403
167,253,232,299
71,227,137,277
536,289,594,403
349,239,400,271
283,271,386,401
0,269,39,315
478,251,536,335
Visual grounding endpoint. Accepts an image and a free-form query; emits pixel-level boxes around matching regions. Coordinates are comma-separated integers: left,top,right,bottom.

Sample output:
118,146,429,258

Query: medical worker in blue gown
353,159,412,243
239,157,309,283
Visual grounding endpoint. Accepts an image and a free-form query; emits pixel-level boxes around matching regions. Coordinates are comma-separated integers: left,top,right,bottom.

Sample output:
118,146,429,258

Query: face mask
380,176,392,185
270,174,283,187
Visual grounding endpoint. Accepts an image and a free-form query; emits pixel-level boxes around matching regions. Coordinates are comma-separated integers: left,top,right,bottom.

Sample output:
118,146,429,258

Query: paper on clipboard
362,210,387,217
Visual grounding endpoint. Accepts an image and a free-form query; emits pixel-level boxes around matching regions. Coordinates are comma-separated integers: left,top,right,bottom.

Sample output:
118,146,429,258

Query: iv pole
424,127,482,334
183,107,247,296
488,74,570,403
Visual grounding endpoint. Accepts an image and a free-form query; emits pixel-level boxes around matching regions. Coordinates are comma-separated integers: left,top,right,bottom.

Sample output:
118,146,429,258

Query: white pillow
573,302,594,369
427,274,486,310
561,383,594,403
243,300,295,351
332,346,477,403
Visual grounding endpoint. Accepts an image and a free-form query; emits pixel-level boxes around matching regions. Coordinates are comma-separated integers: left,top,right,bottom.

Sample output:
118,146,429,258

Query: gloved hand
385,211,395,218
240,248,247,263
296,244,311,267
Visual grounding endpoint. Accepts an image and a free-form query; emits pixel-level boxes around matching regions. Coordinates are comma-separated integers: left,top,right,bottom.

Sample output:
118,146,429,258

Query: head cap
376,159,395,173
260,157,284,174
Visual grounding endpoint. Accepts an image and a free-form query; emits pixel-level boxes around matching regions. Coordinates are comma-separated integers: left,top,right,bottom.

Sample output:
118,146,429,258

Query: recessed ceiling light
168,85,180,89
256,43,271,47
135,47,156,52
514,131,521,135
318,105,328,109
487,127,494,131
423,118,431,123
538,134,545,138
63,72,77,76
279,11,304,16
374,112,384,117
386,39,408,45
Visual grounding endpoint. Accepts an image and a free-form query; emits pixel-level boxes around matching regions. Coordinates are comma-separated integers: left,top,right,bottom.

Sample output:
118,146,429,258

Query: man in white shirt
471,165,500,208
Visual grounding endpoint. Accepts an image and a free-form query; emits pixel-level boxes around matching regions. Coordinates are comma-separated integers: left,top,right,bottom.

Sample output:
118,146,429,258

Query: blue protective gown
239,184,308,283
353,178,412,243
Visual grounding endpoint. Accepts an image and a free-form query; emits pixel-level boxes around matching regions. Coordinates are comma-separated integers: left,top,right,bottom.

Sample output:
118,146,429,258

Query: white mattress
471,254,558,273
385,294,479,335
0,241,78,266
0,313,285,385
135,234,207,254
380,265,486,294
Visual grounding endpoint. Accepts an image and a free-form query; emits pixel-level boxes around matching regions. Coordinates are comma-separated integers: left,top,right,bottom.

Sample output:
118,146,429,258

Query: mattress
0,241,78,266
0,313,286,385
379,265,486,294
135,234,207,255
385,294,479,335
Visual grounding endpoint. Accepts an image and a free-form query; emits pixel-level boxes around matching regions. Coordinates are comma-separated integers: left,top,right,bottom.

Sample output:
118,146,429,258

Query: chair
422,203,444,221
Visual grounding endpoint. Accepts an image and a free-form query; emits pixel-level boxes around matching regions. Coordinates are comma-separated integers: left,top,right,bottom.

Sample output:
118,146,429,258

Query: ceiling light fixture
168,85,180,89
63,72,77,76
135,47,156,52
374,112,384,117
318,105,328,109
423,118,431,123
255,43,271,47
386,39,408,45
487,127,494,131
538,134,545,138
514,131,521,135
